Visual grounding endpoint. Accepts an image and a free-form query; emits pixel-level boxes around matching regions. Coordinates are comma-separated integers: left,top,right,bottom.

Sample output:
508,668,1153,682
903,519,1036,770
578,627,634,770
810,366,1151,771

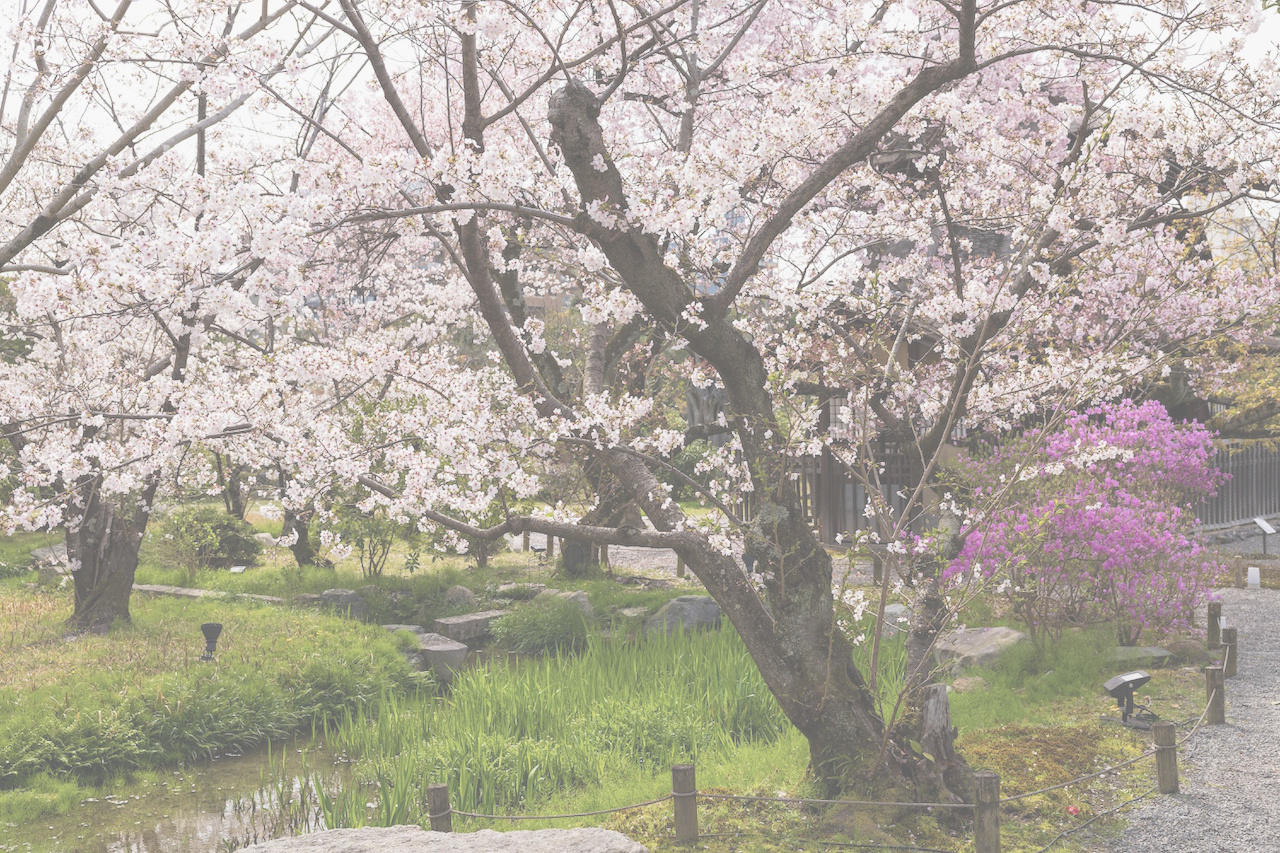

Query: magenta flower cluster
947,400,1227,645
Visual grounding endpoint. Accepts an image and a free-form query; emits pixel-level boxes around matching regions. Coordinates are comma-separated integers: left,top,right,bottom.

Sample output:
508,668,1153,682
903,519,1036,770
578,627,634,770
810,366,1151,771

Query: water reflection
2,742,342,853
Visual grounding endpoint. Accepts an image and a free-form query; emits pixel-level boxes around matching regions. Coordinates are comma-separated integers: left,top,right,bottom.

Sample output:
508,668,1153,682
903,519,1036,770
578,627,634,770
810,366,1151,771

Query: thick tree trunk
64,480,152,634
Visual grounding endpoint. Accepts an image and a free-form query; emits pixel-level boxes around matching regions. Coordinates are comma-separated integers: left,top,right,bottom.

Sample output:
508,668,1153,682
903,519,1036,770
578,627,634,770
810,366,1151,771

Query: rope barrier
1000,748,1158,804
701,792,972,810
1001,683,1219,805
1030,785,1158,853
451,795,673,820
1178,687,1217,746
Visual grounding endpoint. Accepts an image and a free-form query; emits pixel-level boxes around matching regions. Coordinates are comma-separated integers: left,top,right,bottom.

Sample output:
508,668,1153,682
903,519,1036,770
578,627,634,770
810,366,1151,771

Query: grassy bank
0,586,421,791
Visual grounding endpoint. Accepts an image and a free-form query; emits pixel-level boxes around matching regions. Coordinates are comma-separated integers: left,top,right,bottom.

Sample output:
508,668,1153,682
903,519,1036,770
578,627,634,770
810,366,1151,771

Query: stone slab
383,624,428,635
1111,646,1173,667
132,584,284,604
434,610,508,642
419,632,469,683
240,826,647,852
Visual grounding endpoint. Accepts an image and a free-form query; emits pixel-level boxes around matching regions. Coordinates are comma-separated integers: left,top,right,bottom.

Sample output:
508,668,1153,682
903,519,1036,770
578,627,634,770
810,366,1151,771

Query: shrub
948,400,1226,645
492,598,590,654
154,506,262,577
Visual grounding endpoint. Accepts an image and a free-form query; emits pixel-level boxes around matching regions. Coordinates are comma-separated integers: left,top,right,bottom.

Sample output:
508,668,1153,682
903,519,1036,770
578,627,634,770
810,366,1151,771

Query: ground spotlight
1104,670,1156,727
200,622,223,661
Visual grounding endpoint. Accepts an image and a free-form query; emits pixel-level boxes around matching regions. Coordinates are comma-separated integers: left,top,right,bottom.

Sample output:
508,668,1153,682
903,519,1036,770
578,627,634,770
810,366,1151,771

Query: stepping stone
419,632,469,684
433,610,508,642
535,589,593,616
382,624,428,635
494,583,546,600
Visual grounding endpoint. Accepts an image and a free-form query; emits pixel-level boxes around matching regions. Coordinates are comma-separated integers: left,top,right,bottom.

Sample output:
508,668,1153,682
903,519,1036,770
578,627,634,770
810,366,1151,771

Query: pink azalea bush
948,400,1227,646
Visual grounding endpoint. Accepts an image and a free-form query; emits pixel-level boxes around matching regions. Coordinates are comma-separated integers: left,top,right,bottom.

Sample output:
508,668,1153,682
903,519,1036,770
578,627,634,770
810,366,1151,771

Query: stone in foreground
434,610,507,642
934,626,1029,673
644,595,721,636
240,826,647,852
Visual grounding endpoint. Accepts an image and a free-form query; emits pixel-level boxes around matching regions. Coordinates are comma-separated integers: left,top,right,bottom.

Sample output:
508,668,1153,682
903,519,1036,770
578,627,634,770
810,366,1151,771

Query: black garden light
1104,670,1156,727
200,622,223,661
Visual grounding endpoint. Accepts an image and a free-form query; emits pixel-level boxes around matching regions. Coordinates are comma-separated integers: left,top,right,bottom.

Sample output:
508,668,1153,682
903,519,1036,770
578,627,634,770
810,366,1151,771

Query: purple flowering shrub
947,400,1227,646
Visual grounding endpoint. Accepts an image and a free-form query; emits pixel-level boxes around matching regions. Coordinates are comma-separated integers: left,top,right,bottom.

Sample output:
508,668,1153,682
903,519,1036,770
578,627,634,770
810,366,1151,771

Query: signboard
1253,517,1277,536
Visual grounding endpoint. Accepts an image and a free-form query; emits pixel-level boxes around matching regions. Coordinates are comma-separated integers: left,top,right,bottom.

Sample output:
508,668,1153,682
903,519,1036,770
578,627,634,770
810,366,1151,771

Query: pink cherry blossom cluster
947,400,1227,645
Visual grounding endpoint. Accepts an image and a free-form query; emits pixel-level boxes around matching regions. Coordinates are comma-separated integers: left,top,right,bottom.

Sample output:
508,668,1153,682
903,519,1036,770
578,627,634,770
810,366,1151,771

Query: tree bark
282,507,318,567
64,477,153,634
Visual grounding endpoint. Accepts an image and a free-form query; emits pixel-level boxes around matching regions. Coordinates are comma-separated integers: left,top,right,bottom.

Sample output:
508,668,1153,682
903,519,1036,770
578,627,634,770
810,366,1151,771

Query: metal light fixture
200,622,223,661
1104,670,1155,727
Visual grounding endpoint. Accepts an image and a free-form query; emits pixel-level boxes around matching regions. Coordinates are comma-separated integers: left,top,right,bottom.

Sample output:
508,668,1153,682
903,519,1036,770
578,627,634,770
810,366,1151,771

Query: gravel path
1085,586,1280,853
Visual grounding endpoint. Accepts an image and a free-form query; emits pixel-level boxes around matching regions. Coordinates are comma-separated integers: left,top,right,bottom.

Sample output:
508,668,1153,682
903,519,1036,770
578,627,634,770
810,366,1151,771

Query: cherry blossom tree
4,0,1280,799
0,0,349,629
303,0,1280,796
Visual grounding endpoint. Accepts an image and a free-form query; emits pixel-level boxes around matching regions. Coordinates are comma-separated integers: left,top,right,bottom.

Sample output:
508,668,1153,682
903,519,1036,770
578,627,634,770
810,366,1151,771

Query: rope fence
421,620,1239,852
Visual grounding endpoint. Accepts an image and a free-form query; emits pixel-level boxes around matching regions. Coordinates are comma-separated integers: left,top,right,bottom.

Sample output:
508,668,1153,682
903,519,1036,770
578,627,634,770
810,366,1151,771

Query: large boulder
444,585,478,608
934,626,1029,673
644,595,722,636
493,583,546,601
1165,639,1213,667
535,589,594,617
30,542,68,567
319,588,370,621
240,826,647,852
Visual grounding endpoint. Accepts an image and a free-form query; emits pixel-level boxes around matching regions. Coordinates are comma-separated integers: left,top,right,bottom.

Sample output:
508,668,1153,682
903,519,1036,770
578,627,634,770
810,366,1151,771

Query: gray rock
444,585,478,608
292,593,323,607
240,826,648,852
419,632,469,683
494,583,546,600
1165,639,1213,666
617,606,650,620
37,566,63,587
383,624,428,635
434,610,507,642
879,604,910,637
30,542,68,566
254,532,278,544
934,626,1029,672
1110,646,1173,667
949,675,989,693
319,588,370,621
535,589,594,617
645,595,722,636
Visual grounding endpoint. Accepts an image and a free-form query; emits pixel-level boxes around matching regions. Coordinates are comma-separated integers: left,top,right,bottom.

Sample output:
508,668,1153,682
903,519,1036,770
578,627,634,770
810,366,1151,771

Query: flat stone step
433,610,507,642
419,632,469,684
132,584,284,604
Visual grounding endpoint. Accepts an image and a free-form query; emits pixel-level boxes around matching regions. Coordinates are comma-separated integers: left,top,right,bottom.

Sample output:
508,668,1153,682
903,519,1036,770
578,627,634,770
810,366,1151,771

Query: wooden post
1153,721,1178,794
1221,627,1238,678
676,555,685,578
1205,665,1225,725
427,783,452,832
522,531,530,552
547,536,555,560
1207,602,1221,649
672,764,697,843
974,771,1000,853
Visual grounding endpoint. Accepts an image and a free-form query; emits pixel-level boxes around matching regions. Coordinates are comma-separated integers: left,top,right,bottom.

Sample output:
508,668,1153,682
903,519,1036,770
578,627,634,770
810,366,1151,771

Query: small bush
154,506,262,576
492,598,590,654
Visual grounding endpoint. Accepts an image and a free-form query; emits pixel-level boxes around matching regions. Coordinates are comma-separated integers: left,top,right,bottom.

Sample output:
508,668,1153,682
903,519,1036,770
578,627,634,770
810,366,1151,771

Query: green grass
0,530,60,579
948,628,1125,730
0,587,423,789
281,625,788,828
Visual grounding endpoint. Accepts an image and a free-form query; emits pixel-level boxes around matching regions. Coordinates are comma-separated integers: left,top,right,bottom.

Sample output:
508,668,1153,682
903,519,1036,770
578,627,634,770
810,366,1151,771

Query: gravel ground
1083,586,1280,853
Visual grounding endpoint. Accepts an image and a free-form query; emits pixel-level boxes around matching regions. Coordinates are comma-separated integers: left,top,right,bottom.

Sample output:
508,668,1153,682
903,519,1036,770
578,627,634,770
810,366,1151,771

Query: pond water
2,742,346,853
